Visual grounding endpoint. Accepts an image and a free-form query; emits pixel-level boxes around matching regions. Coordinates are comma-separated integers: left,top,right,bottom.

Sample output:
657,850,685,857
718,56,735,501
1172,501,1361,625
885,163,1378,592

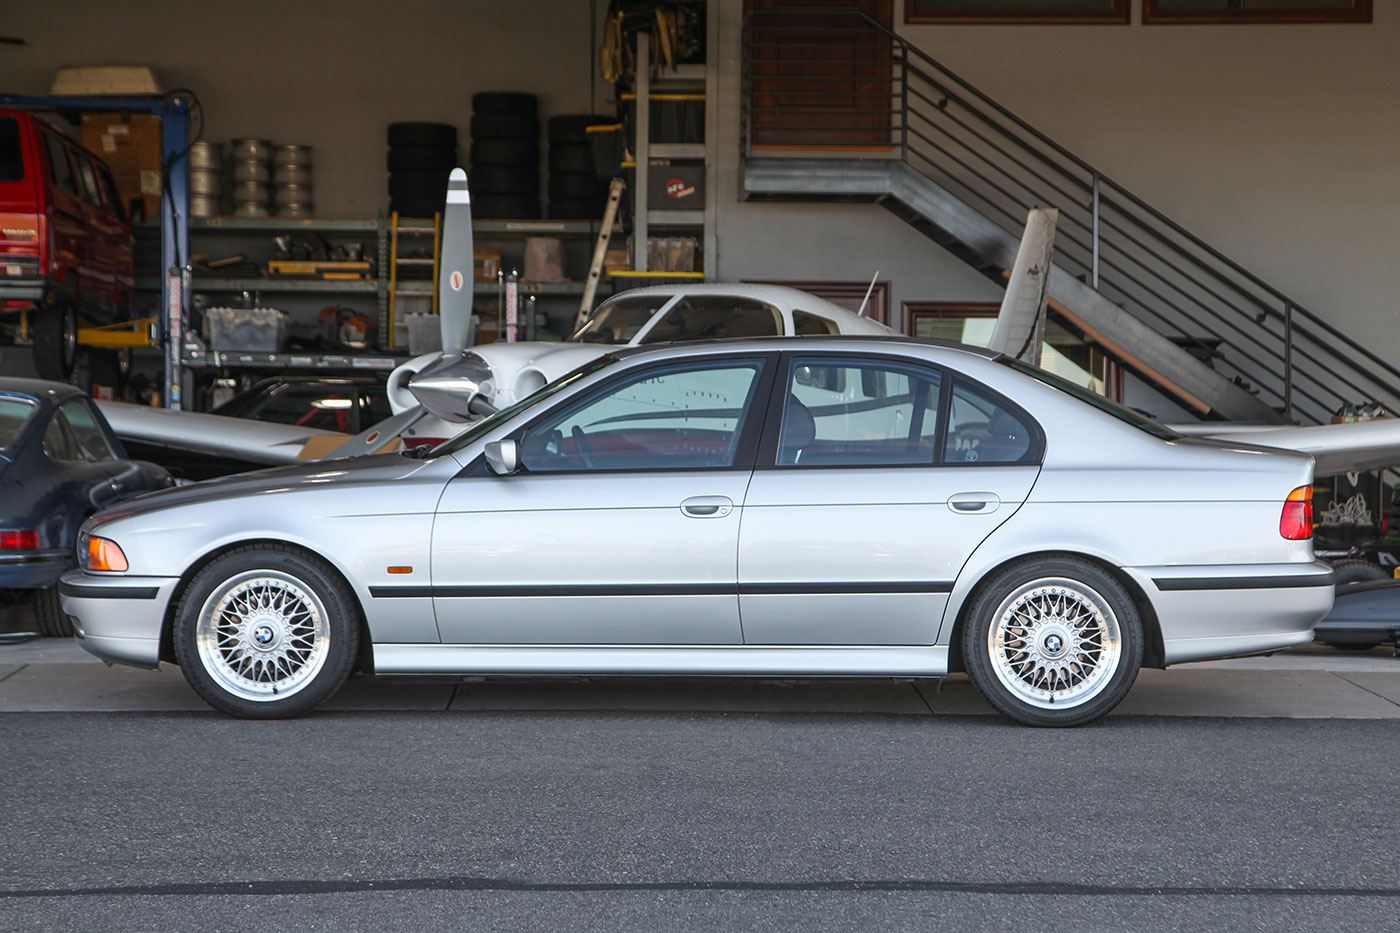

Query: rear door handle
948,492,1000,514
681,495,734,518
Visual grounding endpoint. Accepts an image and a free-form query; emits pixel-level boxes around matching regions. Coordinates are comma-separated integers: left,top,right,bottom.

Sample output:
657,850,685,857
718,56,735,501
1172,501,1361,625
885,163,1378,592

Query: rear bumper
0,551,73,589
0,277,45,303
1125,561,1336,665
58,571,177,670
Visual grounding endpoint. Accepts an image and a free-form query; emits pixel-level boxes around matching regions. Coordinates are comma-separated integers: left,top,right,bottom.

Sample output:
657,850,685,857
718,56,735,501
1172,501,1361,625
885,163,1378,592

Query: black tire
548,144,595,175
173,545,361,718
1322,640,1384,652
548,172,600,201
962,556,1143,727
470,113,539,141
547,199,603,220
389,197,446,219
1329,559,1391,586
387,121,457,150
32,292,78,381
470,139,539,167
472,91,538,115
387,147,457,173
388,170,450,200
34,584,72,638
548,114,614,145
474,194,540,219
471,165,540,196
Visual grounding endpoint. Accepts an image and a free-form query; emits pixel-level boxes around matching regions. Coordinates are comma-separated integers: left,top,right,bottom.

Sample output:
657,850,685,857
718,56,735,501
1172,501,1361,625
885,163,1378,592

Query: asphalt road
2,711,1399,931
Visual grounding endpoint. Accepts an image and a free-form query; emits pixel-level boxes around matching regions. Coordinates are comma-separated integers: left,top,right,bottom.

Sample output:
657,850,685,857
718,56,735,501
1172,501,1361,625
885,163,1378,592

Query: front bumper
0,550,72,589
58,570,178,669
1125,561,1336,665
0,277,46,303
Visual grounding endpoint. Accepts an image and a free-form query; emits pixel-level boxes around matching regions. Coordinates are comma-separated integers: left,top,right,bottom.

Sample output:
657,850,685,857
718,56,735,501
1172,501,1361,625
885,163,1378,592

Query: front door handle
948,492,1000,514
680,495,734,518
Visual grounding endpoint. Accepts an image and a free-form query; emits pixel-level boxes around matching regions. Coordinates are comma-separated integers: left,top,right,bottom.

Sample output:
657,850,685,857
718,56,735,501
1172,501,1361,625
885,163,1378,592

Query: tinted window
58,399,117,461
71,150,104,208
0,397,36,447
519,359,764,472
944,381,1034,464
0,118,23,183
780,358,942,467
640,296,781,344
793,310,839,336
570,294,673,344
44,133,77,195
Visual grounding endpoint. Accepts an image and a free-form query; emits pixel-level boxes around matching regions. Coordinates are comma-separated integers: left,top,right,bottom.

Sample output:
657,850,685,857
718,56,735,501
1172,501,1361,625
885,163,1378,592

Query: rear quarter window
0,397,36,447
0,118,23,183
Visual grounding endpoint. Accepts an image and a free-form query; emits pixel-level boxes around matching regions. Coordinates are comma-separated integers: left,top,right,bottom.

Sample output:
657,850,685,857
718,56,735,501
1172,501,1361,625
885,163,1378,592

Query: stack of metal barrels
230,139,271,217
273,145,313,217
188,141,221,218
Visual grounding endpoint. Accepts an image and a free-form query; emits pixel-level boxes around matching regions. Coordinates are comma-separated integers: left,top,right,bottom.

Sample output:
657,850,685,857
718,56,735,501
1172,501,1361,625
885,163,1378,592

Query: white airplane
100,172,1399,477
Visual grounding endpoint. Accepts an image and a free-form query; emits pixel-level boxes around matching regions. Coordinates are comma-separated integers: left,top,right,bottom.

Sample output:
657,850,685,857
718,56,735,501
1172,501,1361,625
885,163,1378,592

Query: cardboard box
81,114,163,221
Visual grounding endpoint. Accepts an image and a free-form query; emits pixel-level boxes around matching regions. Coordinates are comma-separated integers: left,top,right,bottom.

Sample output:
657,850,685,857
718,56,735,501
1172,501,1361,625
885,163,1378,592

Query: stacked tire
548,114,612,220
387,122,458,218
469,93,540,219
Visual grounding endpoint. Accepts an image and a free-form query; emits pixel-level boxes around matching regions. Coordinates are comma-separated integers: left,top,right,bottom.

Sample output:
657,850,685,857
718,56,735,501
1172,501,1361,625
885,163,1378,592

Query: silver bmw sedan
60,337,1334,726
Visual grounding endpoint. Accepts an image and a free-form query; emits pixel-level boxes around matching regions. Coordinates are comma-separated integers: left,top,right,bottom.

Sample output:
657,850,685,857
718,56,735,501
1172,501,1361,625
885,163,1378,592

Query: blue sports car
0,379,171,636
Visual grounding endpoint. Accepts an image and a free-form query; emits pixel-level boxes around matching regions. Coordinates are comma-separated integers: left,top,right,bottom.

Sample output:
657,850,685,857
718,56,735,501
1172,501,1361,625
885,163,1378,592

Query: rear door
737,352,1042,645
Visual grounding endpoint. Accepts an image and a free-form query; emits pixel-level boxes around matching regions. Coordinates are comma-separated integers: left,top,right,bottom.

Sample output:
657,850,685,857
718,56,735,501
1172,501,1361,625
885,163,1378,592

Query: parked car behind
0,110,135,379
0,378,170,635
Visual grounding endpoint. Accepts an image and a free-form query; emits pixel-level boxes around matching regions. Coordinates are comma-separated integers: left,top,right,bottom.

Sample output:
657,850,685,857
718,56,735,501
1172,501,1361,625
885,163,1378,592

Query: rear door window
44,133,77,196
944,381,1036,465
0,118,24,182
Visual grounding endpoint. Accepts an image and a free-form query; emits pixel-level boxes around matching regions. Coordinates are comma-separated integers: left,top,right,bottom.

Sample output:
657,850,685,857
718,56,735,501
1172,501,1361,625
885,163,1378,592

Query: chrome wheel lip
195,570,330,703
986,576,1122,711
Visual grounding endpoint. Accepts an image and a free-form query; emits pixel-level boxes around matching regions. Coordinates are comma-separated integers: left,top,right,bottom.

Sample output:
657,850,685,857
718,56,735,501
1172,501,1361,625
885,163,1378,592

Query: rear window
0,118,22,182
0,397,36,447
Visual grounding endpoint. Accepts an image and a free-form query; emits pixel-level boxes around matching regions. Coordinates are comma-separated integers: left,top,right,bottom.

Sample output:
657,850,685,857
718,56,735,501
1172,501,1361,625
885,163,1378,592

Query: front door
738,353,1042,645
432,354,775,645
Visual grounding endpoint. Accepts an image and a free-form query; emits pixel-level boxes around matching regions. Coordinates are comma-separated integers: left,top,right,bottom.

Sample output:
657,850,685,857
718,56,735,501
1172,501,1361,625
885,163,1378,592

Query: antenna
855,270,880,318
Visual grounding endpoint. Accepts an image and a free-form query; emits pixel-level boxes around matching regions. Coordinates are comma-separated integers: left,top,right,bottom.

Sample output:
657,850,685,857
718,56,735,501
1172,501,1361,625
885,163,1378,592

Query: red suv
0,110,134,379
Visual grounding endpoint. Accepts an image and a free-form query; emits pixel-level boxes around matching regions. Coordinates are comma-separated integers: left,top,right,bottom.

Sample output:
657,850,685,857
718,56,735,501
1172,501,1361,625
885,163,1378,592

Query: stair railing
741,8,1400,429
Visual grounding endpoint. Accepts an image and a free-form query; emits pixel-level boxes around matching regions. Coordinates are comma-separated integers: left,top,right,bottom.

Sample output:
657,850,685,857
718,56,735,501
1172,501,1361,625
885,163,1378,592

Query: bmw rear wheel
174,546,360,718
964,557,1143,727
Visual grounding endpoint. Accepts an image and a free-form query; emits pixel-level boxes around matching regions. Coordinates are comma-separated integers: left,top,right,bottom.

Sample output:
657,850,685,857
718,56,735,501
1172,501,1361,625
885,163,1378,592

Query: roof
0,378,84,406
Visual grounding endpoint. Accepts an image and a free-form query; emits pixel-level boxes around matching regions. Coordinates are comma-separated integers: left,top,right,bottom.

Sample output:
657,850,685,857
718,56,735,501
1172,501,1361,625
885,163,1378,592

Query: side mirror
483,438,519,475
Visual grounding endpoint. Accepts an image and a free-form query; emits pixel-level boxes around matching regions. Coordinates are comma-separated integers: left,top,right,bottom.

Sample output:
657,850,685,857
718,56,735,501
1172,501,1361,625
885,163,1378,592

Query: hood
88,453,434,527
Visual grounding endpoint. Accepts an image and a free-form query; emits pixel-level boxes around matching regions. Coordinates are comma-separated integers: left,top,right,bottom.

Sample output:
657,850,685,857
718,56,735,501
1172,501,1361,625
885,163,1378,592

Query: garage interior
1,0,1396,589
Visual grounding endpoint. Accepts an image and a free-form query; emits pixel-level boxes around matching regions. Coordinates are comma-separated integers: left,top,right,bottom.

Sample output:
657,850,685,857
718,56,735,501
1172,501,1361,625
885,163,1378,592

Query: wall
712,0,1399,363
2,0,607,217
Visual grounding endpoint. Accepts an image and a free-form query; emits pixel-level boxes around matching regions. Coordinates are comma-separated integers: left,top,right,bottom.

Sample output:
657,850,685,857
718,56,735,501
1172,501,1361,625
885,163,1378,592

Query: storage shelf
182,349,408,371
394,280,605,297
646,210,705,227
137,276,377,294
650,144,704,159
140,217,600,236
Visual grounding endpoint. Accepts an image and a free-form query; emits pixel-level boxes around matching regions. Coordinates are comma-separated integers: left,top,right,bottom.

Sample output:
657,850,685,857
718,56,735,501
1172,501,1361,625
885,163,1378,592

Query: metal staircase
740,8,1400,425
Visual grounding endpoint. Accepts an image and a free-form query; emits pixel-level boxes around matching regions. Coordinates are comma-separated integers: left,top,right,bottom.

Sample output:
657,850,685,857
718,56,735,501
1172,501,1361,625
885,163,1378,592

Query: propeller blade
439,167,473,356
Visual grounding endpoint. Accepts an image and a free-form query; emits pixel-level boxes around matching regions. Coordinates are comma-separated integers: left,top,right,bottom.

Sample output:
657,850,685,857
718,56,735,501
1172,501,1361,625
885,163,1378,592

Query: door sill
373,644,949,677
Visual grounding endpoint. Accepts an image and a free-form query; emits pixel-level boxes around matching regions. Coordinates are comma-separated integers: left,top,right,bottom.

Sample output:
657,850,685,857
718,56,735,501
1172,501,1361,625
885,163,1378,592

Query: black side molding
59,581,160,600
1153,572,1335,592
370,581,956,599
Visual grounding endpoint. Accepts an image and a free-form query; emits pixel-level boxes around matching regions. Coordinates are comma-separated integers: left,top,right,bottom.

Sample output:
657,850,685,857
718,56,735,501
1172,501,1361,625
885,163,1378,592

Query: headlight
80,534,129,572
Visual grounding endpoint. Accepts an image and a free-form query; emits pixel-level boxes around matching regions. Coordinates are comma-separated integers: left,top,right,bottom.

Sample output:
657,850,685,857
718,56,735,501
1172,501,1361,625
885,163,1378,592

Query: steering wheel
570,425,598,469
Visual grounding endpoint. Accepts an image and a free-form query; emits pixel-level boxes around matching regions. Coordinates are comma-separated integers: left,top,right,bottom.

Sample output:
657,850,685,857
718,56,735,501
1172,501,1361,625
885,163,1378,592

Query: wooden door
745,0,895,150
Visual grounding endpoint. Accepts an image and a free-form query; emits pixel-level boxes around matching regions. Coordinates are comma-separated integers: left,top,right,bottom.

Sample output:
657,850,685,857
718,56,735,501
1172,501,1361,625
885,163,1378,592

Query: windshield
430,356,617,457
0,396,36,448
999,357,1180,440
568,294,674,344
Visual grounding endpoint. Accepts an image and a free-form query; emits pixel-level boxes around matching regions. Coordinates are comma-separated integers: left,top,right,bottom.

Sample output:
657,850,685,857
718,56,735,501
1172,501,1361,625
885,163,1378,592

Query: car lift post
0,93,191,407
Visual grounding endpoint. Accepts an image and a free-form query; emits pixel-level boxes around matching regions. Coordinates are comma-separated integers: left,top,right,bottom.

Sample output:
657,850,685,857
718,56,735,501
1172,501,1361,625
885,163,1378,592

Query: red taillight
0,529,40,550
1280,485,1314,541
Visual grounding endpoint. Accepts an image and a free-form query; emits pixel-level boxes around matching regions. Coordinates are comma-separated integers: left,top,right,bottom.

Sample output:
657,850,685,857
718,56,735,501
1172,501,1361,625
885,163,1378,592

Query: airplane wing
1174,419,1400,476
98,400,345,466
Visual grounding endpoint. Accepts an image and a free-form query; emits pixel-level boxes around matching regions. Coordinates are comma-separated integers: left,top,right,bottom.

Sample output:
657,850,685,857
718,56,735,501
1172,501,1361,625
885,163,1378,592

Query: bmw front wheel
963,557,1143,727
174,546,360,718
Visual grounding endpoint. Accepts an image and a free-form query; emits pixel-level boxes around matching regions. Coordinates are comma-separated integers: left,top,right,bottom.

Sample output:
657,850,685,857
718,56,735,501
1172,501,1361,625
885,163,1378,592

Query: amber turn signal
1279,485,1313,541
84,535,129,572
